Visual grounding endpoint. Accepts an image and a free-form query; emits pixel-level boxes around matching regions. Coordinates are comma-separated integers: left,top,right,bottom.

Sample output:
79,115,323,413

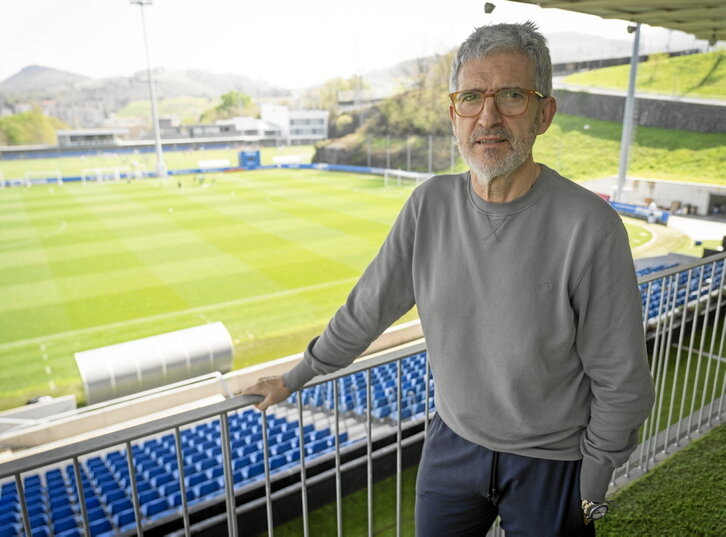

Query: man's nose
476,95,502,127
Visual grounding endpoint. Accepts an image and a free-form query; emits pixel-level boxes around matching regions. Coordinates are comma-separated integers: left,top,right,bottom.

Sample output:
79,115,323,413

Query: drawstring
488,450,500,504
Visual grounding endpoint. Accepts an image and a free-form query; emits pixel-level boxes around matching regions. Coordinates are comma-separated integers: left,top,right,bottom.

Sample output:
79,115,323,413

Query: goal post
384,169,433,188
23,170,63,186
81,167,131,184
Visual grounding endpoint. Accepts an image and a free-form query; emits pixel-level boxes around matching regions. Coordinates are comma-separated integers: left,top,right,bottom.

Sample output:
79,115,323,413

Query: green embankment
114,96,219,125
564,50,726,100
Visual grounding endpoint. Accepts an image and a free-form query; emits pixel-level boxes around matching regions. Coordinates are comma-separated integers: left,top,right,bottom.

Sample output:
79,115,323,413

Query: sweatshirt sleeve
283,194,418,391
572,220,655,501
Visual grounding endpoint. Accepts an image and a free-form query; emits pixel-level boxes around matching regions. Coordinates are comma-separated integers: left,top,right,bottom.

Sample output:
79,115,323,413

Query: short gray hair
450,22,552,96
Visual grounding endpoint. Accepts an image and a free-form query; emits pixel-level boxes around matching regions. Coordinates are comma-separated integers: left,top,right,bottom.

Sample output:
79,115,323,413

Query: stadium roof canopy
509,0,725,43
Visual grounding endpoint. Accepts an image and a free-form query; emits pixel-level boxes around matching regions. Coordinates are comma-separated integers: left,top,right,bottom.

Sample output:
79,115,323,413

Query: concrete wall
554,89,726,134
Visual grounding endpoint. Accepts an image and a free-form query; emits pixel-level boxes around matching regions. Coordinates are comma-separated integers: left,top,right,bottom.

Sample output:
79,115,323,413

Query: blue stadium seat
50,506,74,522
30,513,49,528
32,526,51,537
109,498,133,516
0,512,18,527
142,497,170,519
55,529,81,537
114,508,136,529
137,489,159,506
170,489,197,507
89,518,112,537
102,489,125,505
0,523,21,537
194,478,222,499
53,516,78,535
242,463,264,480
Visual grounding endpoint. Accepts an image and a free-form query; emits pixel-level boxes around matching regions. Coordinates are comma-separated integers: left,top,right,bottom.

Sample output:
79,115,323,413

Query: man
245,22,654,536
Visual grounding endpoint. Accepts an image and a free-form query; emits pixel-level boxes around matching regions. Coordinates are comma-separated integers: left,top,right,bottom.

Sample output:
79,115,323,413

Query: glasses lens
454,91,484,117
494,90,529,116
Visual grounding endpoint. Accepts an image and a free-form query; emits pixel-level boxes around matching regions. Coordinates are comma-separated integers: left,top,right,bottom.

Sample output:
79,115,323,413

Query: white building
260,104,329,145
216,117,282,140
56,128,128,147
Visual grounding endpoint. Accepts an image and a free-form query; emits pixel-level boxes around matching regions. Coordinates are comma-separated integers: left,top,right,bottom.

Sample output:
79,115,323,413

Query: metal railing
1,254,725,537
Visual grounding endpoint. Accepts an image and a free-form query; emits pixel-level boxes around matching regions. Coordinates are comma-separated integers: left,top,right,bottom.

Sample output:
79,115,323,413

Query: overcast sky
2,0,706,88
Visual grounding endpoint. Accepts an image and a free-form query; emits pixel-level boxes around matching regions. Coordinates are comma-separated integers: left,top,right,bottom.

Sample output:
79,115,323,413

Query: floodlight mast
615,23,641,202
131,0,167,178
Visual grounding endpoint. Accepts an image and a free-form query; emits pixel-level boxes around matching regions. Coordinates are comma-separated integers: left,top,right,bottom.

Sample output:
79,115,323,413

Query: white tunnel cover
75,322,234,404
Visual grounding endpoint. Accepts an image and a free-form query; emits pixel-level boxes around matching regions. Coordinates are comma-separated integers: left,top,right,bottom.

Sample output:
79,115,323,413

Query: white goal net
23,170,63,186
384,169,433,188
81,166,131,184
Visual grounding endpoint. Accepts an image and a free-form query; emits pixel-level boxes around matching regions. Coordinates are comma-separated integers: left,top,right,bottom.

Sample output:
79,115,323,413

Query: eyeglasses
449,88,545,118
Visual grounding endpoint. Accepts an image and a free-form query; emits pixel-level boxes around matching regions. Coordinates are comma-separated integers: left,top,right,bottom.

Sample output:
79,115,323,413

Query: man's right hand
242,376,293,411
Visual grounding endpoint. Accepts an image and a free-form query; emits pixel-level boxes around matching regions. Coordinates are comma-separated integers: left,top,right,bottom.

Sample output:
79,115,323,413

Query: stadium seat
53,516,78,534
170,489,197,507
137,489,159,506
102,489,125,505
114,508,136,529
142,497,170,519
109,498,133,516
0,523,21,537
55,530,81,537
32,526,51,537
89,518,112,537
194,479,222,499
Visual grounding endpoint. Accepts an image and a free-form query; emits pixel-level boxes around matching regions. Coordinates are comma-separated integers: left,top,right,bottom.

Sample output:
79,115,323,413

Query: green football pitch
0,168,655,410
0,169,420,409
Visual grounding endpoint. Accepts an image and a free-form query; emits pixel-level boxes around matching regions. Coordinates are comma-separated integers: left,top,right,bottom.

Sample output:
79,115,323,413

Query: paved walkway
667,215,726,242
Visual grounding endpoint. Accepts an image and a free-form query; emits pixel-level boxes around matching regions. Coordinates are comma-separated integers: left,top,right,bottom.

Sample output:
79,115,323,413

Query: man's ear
449,104,457,126
535,96,557,135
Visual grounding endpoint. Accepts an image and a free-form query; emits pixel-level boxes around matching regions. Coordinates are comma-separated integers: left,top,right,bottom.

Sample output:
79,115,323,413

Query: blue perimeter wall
2,162,669,225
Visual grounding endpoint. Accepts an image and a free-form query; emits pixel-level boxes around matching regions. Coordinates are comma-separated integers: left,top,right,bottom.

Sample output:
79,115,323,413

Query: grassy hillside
563,50,726,100
441,113,726,184
114,96,219,124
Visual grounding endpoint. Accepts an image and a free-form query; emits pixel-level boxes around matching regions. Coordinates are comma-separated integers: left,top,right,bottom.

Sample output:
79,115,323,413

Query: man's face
449,51,554,185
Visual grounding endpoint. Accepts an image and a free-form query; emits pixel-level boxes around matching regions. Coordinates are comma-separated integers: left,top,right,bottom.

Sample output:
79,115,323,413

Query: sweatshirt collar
466,164,552,215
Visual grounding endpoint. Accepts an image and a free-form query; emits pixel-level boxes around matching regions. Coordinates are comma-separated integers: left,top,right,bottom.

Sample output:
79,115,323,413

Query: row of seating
638,261,724,320
288,353,435,421
0,410,349,537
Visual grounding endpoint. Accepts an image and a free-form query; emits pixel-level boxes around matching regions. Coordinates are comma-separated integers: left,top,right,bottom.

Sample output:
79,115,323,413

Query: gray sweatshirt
284,165,655,501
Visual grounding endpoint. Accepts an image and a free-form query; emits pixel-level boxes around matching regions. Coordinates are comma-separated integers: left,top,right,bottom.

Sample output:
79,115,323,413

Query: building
158,119,239,140
260,104,329,145
215,117,282,140
56,128,128,147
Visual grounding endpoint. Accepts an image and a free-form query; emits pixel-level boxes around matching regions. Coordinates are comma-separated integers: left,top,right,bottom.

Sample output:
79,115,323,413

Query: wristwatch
581,499,609,524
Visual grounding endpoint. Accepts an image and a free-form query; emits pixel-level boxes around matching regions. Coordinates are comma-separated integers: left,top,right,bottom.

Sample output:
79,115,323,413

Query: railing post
173,426,191,537
220,412,238,536
297,395,311,537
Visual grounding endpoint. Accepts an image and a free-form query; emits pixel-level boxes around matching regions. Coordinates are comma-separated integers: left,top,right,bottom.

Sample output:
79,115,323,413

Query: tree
199,90,257,123
0,107,68,145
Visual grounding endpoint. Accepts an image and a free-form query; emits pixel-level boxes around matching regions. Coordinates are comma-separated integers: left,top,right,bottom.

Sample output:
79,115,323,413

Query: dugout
75,322,234,404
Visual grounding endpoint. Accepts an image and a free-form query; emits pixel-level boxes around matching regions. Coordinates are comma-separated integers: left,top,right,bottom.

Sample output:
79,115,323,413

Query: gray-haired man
246,22,654,536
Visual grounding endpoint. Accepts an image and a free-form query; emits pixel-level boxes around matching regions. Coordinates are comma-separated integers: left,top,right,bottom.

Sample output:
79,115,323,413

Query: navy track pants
415,413,597,537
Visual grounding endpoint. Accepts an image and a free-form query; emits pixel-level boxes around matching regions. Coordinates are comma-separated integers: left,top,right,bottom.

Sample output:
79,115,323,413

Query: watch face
590,504,609,520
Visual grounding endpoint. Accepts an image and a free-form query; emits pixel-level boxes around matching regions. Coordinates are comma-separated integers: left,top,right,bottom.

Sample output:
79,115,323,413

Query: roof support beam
616,24,641,203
